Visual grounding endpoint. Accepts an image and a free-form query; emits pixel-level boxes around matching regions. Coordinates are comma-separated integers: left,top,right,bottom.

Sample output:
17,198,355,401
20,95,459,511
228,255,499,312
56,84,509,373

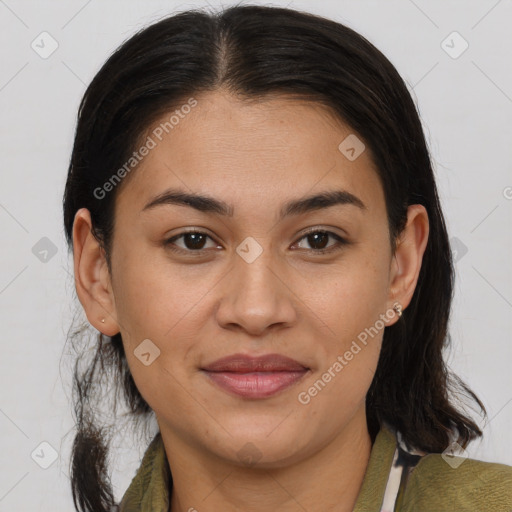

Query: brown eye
294,230,347,254
180,232,208,250
163,228,347,256
164,231,219,253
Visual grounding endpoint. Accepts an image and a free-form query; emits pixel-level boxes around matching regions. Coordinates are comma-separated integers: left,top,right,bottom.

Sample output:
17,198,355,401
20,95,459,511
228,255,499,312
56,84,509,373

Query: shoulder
398,453,512,511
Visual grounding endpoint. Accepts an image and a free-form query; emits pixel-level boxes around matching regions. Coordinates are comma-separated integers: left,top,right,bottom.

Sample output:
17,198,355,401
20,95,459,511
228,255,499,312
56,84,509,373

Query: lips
201,353,310,399
201,353,309,372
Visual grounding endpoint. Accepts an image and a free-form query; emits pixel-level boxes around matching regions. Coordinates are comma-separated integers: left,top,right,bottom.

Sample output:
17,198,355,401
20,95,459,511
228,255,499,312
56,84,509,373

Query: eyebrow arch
142,187,367,219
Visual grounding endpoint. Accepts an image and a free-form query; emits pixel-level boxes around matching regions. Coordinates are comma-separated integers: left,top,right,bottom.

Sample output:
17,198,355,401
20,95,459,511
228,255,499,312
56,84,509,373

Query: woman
62,5,512,511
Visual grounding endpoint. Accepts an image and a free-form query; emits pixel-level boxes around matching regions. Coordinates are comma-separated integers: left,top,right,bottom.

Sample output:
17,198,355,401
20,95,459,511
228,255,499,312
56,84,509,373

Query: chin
206,423,314,468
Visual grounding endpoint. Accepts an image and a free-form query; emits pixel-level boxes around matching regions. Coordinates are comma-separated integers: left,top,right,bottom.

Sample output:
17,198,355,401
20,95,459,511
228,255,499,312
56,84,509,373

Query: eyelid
298,225,347,238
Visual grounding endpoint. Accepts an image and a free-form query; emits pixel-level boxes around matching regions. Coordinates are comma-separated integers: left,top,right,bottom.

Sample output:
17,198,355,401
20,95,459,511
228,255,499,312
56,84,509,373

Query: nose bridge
215,235,296,332
233,235,279,299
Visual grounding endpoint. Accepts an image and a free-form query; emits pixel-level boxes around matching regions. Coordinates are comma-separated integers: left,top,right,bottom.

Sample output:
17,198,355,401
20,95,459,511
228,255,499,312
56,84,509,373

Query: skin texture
72,89,429,511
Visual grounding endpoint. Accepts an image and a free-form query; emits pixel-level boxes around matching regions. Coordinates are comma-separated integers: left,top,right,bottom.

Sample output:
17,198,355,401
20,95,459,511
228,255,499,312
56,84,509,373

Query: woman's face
76,89,428,467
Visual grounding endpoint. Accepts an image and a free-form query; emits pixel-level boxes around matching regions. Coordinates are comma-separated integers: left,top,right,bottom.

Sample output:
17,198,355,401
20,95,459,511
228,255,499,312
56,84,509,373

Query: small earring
393,302,402,318
101,318,105,323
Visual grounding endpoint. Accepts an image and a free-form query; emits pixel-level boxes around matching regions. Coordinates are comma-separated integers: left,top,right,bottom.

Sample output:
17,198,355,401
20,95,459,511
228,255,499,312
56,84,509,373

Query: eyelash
163,227,348,256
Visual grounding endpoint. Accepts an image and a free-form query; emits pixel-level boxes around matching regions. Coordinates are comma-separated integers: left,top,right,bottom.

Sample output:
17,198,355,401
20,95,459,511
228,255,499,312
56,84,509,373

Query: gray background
0,0,511,509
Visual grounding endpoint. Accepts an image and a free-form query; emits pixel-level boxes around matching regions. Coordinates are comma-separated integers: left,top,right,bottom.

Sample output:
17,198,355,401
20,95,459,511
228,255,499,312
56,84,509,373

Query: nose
214,241,298,336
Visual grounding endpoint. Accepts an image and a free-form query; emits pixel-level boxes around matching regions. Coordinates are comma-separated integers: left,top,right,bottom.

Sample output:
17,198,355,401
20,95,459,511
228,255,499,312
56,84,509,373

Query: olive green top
118,423,512,511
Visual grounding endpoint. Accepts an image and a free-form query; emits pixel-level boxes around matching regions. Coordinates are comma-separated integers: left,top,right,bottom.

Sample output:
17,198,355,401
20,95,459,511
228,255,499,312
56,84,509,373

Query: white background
0,0,511,509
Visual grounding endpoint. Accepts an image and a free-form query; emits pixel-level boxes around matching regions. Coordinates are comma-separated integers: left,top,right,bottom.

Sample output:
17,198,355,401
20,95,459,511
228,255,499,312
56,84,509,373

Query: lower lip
202,370,309,399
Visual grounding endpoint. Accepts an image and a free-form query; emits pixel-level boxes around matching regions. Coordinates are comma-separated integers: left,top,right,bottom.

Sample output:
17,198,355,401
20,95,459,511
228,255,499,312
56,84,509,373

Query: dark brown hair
62,5,486,511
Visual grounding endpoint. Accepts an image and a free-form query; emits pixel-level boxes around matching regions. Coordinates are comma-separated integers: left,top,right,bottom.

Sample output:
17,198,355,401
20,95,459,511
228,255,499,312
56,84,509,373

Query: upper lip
201,353,309,372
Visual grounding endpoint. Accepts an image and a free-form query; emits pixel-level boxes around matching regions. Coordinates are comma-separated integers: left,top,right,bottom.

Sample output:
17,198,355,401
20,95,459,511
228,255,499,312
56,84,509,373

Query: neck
163,408,373,512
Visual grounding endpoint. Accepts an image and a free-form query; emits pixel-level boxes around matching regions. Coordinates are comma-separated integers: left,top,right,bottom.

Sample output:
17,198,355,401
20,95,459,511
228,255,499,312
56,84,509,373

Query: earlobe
72,208,120,336
388,204,429,317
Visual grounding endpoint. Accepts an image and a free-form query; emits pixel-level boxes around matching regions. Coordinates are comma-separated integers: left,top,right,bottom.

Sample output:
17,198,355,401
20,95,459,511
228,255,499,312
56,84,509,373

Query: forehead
117,89,384,218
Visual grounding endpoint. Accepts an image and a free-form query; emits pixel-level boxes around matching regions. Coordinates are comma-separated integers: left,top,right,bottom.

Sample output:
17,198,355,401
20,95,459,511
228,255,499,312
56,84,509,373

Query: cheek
112,247,214,339
299,322,383,418
302,256,389,333
296,254,387,396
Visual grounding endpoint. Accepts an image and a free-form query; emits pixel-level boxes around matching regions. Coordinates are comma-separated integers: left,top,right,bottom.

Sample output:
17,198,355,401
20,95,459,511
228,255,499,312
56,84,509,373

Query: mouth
200,353,310,399
201,369,310,399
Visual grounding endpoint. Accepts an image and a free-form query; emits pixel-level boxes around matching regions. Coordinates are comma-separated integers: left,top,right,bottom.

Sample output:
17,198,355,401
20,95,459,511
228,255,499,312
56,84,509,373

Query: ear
72,208,120,336
387,204,429,325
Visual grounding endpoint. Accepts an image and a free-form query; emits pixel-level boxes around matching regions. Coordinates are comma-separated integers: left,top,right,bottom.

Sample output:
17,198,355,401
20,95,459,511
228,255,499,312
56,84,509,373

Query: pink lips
201,353,309,399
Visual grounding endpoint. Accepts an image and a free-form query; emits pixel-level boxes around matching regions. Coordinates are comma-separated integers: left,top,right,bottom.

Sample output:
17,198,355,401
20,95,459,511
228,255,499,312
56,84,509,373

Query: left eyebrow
141,187,367,219
280,190,367,217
